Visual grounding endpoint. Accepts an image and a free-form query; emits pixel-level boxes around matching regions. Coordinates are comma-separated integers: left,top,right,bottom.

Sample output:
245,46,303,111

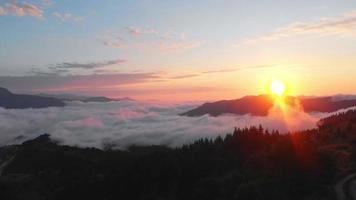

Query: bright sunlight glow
270,80,286,97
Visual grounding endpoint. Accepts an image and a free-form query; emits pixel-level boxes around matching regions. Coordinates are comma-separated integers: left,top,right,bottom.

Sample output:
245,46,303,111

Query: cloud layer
0,100,346,149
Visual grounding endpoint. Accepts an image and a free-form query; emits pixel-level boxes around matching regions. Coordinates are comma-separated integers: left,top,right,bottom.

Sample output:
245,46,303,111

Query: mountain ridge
37,93,134,103
182,95,356,117
0,87,65,109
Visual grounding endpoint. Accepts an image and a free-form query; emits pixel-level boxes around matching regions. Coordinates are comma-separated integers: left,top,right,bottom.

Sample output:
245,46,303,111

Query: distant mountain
37,93,133,103
182,95,356,117
0,87,65,109
82,96,127,103
331,94,356,101
183,95,274,117
36,93,91,101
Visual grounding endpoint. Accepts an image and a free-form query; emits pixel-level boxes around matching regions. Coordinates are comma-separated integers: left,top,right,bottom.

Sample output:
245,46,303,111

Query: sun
270,80,286,97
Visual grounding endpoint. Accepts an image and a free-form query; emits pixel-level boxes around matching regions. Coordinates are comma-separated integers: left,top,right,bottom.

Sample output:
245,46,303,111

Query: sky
1,0,356,101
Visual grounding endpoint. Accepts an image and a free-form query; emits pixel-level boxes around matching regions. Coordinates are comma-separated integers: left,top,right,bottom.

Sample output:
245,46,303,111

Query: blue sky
1,0,356,101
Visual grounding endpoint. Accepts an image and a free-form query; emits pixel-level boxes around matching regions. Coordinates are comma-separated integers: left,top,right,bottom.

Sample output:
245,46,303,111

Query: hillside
0,87,65,109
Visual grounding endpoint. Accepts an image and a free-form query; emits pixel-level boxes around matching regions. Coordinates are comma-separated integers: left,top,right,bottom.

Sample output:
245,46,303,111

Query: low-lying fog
0,100,354,149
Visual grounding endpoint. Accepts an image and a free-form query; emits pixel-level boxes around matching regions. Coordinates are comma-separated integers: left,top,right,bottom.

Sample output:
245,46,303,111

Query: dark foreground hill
182,95,356,116
1,110,356,200
0,87,65,109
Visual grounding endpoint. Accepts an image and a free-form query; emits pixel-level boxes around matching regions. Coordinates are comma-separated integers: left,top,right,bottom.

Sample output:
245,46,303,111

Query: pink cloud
1,1,44,19
0,7,5,16
115,109,148,120
67,117,104,129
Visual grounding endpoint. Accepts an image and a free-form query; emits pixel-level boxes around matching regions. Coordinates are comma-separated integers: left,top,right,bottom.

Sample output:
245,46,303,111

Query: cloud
203,64,288,74
158,41,204,52
53,59,127,70
0,100,344,149
202,65,275,74
40,0,53,7
102,26,203,52
103,40,204,52
202,68,238,74
102,40,128,49
170,74,200,79
22,63,279,92
167,65,277,80
245,10,356,44
0,1,44,19
53,12,84,22
126,26,159,36
0,72,161,93
29,59,127,76
29,68,70,76
0,7,6,16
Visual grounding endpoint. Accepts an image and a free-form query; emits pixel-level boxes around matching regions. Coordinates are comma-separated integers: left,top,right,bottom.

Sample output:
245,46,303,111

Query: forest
1,110,356,200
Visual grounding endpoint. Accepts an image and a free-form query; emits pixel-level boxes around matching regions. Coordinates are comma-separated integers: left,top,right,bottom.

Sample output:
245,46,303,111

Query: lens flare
270,80,286,97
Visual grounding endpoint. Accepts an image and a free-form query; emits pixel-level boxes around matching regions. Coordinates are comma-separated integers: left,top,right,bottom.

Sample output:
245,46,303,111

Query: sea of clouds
0,100,353,149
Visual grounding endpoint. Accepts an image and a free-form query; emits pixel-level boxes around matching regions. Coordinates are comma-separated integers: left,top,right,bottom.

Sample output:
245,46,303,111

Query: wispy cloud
29,68,70,76
30,59,127,76
170,65,277,80
158,41,204,52
126,26,159,36
103,40,204,52
0,1,44,19
53,12,85,22
102,26,204,52
170,74,200,79
40,0,53,8
53,59,126,70
202,68,238,74
0,7,6,16
245,10,356,44
0,72,161,93
166,64,302,82
103,40,204,53
102,40,128,49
